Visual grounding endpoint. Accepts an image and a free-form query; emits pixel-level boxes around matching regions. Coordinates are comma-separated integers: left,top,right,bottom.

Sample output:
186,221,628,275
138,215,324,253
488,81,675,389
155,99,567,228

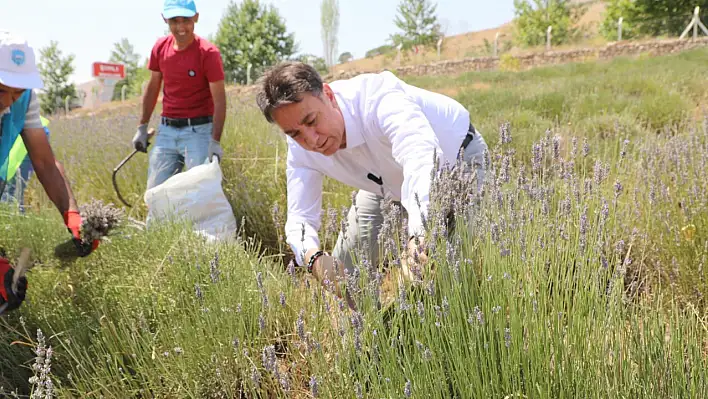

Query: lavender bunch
28,329,54,399
78,199,124,243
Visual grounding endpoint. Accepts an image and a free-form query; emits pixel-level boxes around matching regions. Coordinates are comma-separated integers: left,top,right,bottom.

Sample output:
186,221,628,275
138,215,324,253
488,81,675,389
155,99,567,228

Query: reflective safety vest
0,90,32,193
6,115,49,181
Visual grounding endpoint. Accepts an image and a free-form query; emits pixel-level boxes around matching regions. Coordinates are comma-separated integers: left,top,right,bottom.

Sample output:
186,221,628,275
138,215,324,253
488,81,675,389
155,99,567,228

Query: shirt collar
335,92,365,149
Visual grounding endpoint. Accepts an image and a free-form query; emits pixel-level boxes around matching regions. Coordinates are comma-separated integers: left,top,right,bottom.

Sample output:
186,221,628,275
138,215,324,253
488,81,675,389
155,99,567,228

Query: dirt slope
332,0,607,74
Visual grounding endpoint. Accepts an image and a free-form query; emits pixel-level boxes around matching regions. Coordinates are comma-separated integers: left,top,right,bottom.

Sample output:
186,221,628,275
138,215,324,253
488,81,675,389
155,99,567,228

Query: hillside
332,0,607,74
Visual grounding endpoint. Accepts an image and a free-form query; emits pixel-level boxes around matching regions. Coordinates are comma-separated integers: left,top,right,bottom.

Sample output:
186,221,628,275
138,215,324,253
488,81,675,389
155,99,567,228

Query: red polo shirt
148,34,225,119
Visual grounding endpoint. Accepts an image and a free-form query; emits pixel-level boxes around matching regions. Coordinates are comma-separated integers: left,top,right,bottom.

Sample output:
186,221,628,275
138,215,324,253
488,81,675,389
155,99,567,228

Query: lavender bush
0,49,706,397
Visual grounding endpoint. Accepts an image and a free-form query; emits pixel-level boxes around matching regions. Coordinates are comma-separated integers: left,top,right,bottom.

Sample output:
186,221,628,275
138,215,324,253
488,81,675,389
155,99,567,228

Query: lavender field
1,49,707,398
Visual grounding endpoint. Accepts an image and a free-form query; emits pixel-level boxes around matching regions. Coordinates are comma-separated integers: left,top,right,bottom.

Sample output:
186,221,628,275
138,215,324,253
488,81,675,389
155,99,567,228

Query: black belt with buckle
460,123,477,150
161,115,213,128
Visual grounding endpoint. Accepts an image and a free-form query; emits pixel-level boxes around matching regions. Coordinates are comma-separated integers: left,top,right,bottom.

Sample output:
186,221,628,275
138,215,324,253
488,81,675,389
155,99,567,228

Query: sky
0,0,516,84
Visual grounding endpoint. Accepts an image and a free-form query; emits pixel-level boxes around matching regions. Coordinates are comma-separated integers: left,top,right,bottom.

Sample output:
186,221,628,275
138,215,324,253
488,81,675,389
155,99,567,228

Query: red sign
92,62,125,79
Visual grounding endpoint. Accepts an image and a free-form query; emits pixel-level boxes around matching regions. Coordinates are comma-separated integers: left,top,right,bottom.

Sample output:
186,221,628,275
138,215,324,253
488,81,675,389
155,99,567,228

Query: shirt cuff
288,235,320,267
406,205,427,238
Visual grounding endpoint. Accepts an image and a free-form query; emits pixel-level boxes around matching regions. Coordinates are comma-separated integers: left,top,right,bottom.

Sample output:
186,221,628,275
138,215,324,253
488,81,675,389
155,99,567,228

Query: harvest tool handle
0,248,31,316
112,128,155,208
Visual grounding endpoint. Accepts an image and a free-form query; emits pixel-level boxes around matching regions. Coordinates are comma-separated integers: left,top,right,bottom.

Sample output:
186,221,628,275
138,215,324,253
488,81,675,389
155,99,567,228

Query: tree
321,0,340,68
600,0,640,41
602,0,708,39
109,38,141,101
338,51,353,63
214,0,297,84
390,0,441,50
294,54,329,75
37,41,77,115
512,0,586,47
130,57,152,98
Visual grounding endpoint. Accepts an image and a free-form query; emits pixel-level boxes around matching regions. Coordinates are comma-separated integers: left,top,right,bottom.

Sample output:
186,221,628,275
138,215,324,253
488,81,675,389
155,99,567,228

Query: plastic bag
144,157,238,242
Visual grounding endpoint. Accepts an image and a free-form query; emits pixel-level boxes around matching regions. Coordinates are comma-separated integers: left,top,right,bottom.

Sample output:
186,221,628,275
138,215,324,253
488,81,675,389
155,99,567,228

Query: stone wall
63,37,708,119
324,37,708,81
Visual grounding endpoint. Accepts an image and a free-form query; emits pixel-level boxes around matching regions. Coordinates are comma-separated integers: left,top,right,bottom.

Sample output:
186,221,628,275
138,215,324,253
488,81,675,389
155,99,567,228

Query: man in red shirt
133,0,227,190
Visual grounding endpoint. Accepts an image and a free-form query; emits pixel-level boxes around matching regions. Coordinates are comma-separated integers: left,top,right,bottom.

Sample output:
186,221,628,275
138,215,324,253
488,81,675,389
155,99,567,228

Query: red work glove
0,257,28,312
63,210,99,256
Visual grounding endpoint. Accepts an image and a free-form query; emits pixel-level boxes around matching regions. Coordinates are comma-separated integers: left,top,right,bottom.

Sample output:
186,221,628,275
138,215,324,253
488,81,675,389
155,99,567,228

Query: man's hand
208,138,223,162
132,124,150,152
0,258,28,313
403,235,430,282
63,210,99,256
305,249,357,310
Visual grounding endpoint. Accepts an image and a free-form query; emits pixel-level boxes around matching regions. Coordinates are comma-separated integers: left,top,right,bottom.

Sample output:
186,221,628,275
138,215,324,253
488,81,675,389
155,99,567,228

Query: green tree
294,54,329,75
600,0,640,41
390,0,441,50
109,38,141,101
606,0,708,39
512,0,586,47
338,51,353,63
129,57,152,98
37,41,77,115
214,0,297,84
321,0,340,68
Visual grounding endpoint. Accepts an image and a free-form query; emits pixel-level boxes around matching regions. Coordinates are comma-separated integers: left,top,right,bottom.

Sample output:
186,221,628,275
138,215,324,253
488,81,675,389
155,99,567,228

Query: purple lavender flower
552,135,560,161
579,205,588,252
310,376,319,398
500,121,512,144
532,142,543,172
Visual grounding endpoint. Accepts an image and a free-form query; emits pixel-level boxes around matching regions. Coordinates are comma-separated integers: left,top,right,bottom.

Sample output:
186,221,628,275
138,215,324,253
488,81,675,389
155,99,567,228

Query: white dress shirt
285,71,472,266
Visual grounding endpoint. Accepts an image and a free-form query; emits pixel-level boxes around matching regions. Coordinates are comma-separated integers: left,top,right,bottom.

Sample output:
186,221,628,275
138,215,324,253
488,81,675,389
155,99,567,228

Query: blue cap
162,0,197,19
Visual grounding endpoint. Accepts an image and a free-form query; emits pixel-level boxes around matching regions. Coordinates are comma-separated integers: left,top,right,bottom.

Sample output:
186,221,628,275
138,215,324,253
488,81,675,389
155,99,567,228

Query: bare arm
209,80,226,142
140,71,163,125
21,127,78,215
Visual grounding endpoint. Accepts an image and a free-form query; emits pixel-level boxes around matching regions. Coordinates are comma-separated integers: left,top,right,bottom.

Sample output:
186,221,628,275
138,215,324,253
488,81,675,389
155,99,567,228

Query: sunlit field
1,49,707,398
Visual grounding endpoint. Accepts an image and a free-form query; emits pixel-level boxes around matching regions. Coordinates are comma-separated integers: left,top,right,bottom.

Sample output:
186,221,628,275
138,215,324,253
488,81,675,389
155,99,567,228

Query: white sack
144,157,238,242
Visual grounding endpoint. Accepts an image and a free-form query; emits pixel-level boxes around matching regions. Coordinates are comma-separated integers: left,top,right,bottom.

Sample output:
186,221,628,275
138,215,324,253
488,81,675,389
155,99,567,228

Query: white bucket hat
0,31,44,90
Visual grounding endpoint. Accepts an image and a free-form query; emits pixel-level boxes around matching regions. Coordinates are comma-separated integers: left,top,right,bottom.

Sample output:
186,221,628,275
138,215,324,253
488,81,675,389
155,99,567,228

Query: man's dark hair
255,61,324,123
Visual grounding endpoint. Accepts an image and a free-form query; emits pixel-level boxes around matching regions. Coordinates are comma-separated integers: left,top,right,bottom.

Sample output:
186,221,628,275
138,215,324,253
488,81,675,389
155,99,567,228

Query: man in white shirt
255,61,488,305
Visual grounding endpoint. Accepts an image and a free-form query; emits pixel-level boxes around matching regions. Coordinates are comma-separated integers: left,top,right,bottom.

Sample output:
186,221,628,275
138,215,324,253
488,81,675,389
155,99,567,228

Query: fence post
64,96,70,114
494,32,500,57
618,17,623,41
546,26,552,51
680,6,706,39
246,63,253,85
437,36,443,59
121,85,127,101
699,6,708,36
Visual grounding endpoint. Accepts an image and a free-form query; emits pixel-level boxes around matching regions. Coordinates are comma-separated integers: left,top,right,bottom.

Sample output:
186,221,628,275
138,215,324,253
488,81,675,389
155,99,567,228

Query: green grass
1,48,707,398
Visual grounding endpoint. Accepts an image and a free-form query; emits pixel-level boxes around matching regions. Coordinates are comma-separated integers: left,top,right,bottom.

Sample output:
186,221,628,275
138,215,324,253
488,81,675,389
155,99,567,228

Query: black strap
461,123,476,150
161,115,213,127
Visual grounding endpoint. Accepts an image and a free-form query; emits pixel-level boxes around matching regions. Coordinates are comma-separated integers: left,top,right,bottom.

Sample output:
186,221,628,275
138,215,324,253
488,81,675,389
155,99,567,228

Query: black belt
460,123,477,150
161,115,213,128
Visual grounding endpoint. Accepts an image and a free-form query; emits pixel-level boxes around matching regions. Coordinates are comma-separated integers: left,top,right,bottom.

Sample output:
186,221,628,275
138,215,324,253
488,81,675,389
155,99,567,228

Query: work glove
63,210,99,257
208,138,223,163
0,257,28,313
132,124,149,153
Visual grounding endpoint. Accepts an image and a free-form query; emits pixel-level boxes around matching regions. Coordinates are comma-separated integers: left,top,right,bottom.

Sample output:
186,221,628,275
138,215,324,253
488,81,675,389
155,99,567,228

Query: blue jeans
146,122,213,190
1,155,34,213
